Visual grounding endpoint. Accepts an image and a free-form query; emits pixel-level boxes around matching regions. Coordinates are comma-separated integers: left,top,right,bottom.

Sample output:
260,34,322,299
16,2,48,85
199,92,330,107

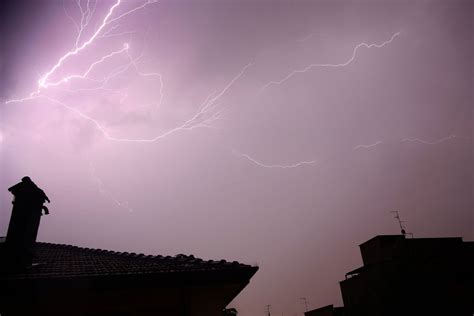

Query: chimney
5,177,50,268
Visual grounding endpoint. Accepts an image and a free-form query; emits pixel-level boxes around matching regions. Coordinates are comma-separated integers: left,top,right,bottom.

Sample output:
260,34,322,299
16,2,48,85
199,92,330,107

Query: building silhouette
306,235,474,316
305,305,344,316
0,178,258,315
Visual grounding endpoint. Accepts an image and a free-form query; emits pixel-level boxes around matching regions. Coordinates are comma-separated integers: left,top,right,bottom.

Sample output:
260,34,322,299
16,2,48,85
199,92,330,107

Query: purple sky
1,0,472,314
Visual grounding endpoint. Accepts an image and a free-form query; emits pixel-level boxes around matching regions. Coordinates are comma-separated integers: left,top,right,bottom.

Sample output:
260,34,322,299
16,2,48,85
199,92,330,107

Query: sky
0,0,472,314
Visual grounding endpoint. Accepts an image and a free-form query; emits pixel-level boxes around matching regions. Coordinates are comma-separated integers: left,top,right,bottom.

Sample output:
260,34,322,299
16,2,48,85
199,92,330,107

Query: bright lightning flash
6,0,252,144
3,0,254,210
4,2,467,174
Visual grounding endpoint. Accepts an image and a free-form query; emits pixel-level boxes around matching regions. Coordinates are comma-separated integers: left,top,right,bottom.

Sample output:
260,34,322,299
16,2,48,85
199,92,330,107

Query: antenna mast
390,211,413,237
300,297,308,311
265,304,271,316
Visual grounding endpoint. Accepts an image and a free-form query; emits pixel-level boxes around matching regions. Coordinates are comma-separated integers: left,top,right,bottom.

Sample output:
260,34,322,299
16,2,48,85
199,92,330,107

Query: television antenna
300,297,309,311
265,304,271,316
390,211,413,237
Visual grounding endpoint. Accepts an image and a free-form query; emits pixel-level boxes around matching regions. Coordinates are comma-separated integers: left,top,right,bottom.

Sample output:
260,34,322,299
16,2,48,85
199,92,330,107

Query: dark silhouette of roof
0,239,258,316
1,178,258,315
0,241,257,280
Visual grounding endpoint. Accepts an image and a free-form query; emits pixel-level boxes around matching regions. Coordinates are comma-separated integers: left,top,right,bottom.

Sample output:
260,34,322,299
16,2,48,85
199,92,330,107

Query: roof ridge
35,242,253,268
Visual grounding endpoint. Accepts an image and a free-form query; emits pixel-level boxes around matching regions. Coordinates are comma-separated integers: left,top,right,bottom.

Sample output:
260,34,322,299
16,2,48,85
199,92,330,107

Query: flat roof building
308,235,474,316
304,304,345,316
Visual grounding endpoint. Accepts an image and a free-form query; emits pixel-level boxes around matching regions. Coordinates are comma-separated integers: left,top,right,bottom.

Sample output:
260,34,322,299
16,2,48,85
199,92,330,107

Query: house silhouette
0,179,258,315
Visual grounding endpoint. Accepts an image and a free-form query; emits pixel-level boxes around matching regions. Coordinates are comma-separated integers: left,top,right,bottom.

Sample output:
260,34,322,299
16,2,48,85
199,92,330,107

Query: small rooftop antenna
300,297,308,311
265,304,271,316
390,211,413,237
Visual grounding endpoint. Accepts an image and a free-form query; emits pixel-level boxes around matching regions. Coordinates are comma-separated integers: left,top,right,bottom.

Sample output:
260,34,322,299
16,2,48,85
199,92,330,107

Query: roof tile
1,242,256,280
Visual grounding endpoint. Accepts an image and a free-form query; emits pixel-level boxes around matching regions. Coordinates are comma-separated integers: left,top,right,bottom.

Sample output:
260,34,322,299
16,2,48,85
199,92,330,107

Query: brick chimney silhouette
5,177,50,267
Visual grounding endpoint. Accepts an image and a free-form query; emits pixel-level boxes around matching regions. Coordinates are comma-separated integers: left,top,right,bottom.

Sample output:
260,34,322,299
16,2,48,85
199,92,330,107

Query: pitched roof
0,241,258,281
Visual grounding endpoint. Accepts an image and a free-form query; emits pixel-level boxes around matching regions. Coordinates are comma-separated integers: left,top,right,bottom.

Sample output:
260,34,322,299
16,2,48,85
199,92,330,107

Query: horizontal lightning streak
260,32,400,92
401,135,461,145
238,32,402,169
353,141,384,150
92,62,252,143
239,133,469,169
296,33,315,42
234,150,316,169
9,63,252,143
354,135,468,151
58,53,146,95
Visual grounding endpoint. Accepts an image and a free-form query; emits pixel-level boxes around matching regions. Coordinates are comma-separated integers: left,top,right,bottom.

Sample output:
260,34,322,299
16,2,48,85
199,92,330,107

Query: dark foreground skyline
1,0,472,314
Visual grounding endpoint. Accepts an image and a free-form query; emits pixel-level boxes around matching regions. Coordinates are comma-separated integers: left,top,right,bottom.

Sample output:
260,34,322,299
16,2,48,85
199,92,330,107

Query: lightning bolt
260,32,400,92
353,141,384,150
39,0,126,90
237,133,469,170
5,1,464,175
237,33,400,169
400,134,465,145
7,0,157,101
233,150,316,169
39,43,130,89
71,0,99,49
89,162,134,212
7,63,252,143
354,135,468,150
296,33,315,42
6,0,253,144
